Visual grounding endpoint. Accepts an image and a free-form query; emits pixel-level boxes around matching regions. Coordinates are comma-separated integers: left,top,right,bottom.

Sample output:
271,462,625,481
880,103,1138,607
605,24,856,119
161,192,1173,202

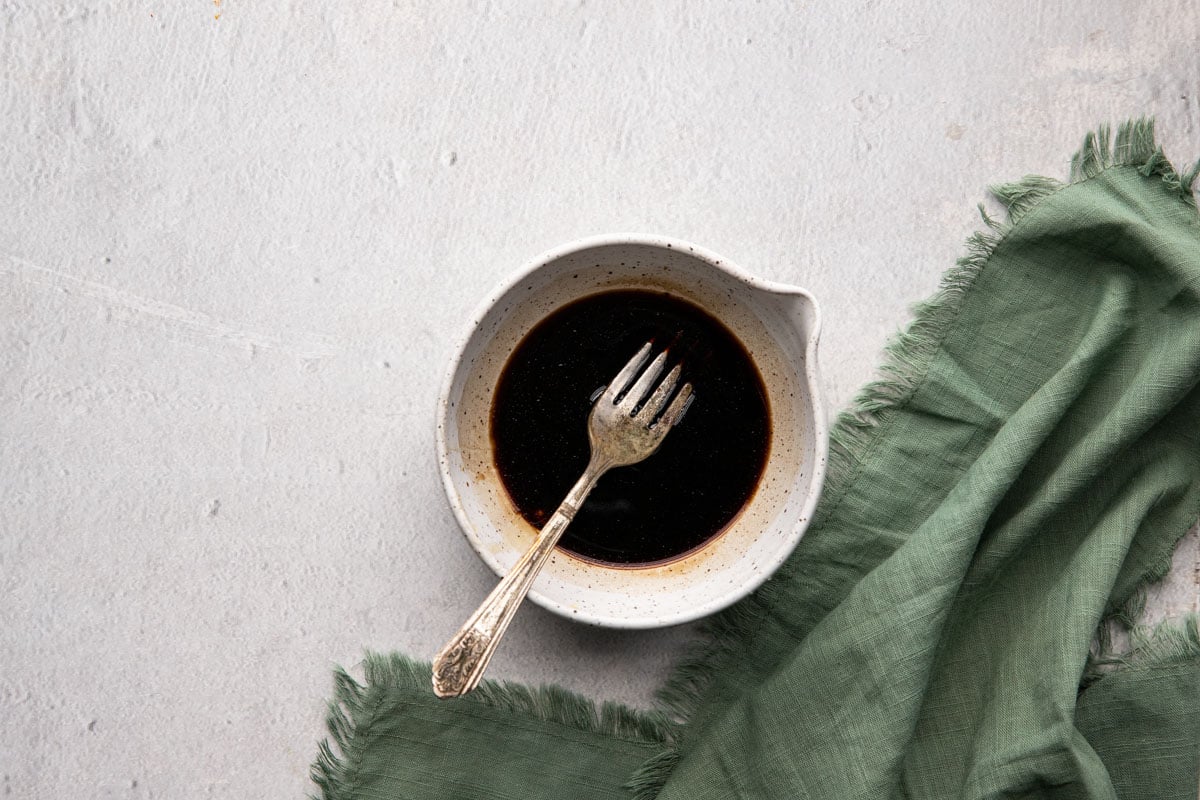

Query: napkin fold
312,119,1200,800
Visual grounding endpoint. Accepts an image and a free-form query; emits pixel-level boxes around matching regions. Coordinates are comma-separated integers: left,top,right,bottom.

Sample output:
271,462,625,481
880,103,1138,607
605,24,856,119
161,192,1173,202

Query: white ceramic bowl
436,234,826,628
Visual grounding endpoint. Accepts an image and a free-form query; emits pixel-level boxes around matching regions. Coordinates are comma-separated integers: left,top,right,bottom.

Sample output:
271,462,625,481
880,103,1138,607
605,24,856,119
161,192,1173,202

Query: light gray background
3,2,1198,797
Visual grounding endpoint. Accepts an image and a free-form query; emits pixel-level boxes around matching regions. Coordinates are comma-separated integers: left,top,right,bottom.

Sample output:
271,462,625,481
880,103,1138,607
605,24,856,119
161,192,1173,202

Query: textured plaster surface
2,1,1198,797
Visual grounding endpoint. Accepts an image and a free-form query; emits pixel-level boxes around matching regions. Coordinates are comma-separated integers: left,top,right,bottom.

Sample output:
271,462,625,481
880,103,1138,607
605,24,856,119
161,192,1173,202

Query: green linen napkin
311,120,1200,800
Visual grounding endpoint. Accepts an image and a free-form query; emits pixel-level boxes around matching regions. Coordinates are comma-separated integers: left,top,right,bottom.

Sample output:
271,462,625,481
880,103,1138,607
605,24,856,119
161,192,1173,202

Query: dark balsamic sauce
490,289,770,566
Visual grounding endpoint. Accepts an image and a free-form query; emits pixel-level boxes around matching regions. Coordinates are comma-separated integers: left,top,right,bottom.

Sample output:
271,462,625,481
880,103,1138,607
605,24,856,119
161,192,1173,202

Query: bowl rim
435,232,828,628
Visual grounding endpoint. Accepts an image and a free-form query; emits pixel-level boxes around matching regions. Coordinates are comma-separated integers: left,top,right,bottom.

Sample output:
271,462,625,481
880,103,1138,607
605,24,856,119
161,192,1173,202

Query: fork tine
619,349,668,411
602,342,653,403
636,363,681,421
656,382,694,429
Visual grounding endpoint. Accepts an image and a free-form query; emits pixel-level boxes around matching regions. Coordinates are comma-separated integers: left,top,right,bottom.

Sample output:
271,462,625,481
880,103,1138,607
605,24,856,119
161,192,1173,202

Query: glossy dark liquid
490,289,770,566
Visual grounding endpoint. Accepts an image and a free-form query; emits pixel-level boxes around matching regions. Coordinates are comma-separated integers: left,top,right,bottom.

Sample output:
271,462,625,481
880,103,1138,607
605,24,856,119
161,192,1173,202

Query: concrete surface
2,1,1198,797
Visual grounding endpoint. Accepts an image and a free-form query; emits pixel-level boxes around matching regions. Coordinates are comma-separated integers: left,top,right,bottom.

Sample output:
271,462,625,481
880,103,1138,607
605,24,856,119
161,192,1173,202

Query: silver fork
431,342,694,698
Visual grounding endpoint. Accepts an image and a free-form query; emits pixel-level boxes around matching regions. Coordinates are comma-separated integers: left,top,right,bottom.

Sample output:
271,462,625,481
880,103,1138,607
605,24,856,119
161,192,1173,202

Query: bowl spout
757,283,821,345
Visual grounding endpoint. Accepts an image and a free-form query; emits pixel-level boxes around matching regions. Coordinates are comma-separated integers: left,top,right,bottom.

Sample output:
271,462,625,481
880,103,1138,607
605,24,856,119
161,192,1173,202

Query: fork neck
558,455,612,522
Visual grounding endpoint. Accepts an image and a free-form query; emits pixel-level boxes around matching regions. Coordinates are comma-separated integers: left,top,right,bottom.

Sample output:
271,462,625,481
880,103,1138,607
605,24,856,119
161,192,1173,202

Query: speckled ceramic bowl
436,234,826,628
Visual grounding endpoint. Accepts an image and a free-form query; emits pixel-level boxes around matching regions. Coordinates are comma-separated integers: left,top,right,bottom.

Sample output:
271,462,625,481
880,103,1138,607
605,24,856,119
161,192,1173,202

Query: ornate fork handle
431,457,609,698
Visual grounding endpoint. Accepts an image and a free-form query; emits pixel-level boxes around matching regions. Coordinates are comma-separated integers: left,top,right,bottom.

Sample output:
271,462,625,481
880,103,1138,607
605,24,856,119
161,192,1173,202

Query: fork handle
431,460,608,698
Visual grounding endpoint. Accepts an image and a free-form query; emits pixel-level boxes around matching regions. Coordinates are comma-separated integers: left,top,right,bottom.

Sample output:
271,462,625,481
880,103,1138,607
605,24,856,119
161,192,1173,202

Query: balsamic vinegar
491,290,770,566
